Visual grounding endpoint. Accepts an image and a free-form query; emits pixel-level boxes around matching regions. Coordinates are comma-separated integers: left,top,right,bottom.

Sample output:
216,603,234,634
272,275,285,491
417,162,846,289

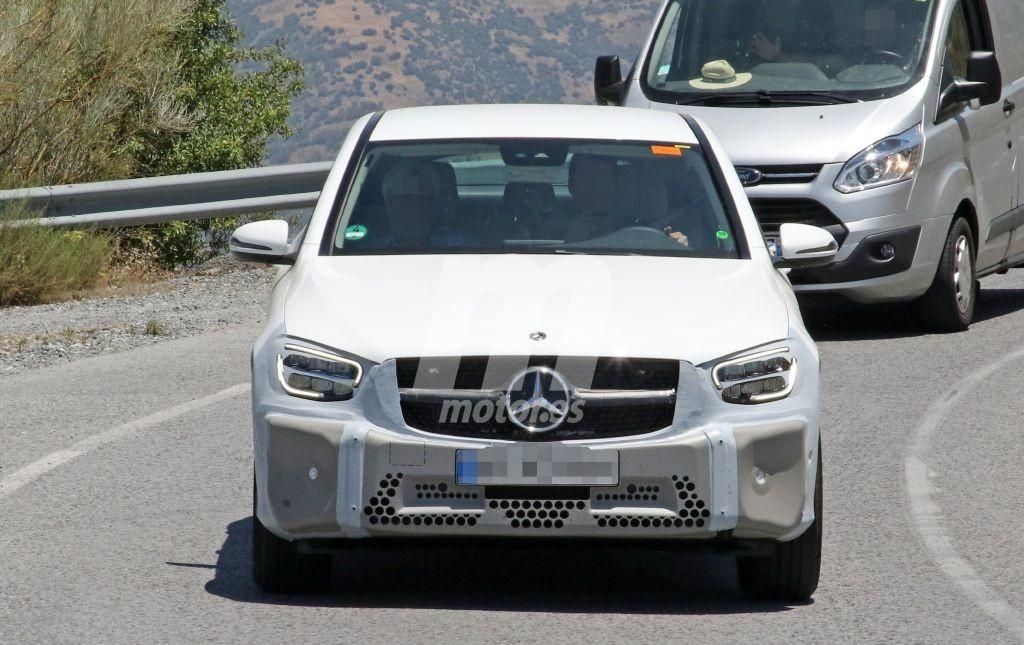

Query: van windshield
643,0,939,105
329,139,744,259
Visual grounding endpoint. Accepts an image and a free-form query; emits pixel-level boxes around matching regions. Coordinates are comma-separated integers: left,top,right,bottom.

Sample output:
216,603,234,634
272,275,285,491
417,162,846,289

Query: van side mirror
938,51,1002,115
229,220,294,265
595,56,625,106
966,51,1001,105
773,223,838,269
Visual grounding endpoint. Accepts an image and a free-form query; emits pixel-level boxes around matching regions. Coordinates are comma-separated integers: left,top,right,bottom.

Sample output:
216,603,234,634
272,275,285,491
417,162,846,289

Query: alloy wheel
953,234,973,314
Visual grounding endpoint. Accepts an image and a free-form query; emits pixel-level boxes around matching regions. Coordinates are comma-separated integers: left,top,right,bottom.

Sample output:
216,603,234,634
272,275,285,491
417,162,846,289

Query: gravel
0,257,277,375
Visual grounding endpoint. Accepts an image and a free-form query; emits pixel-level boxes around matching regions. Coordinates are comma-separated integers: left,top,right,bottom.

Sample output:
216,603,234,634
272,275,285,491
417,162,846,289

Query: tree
136,0,303,176
0,0,304,268
132,0,304,267
0,0,188,189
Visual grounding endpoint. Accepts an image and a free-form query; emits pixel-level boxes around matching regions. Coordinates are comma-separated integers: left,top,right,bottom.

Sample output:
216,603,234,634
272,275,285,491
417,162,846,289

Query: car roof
369,104,699,145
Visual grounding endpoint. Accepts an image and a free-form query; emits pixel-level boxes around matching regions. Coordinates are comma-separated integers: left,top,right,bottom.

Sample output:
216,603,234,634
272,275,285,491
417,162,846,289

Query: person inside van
863,0,932,64
863,0,898,52
747,0,837,67
832,0,923,83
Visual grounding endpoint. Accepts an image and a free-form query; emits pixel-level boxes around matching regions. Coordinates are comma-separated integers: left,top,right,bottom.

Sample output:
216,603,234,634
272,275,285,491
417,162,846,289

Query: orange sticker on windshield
650,145,684,157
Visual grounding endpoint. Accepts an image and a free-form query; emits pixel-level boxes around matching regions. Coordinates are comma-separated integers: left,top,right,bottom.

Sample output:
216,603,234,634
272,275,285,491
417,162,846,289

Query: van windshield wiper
677,90,858,106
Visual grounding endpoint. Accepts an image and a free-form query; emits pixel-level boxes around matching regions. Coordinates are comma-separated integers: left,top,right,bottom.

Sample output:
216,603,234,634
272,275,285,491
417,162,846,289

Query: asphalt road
3,274,1024,643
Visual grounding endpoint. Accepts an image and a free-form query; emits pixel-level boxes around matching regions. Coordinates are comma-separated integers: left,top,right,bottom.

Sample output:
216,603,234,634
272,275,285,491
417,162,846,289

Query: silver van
596,0,1024,330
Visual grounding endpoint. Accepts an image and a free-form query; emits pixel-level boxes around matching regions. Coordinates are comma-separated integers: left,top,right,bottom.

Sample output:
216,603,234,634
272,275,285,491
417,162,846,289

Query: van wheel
736,446,822,602
252,480,331,593
919,217,976,332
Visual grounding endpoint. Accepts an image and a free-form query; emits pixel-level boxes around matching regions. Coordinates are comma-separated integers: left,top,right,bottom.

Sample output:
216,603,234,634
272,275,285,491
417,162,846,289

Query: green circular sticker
345,225,368,241
716,230,730,241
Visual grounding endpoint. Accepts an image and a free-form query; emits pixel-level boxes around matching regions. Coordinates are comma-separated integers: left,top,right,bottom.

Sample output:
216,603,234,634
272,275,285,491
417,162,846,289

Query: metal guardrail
0,162,332,228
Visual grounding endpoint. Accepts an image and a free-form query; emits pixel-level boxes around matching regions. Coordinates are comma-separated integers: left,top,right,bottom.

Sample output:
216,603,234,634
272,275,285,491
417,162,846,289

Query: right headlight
834,124,923,194
277,344,362,402
712,348,796,405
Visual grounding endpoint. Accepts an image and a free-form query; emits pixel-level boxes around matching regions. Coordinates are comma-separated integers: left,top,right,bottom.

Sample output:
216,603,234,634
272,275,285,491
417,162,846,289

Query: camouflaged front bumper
259,413,812,542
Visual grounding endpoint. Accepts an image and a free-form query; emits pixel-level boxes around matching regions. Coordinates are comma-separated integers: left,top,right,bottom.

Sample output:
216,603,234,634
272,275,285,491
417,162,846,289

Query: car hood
283,255,791,366
646,81,925,166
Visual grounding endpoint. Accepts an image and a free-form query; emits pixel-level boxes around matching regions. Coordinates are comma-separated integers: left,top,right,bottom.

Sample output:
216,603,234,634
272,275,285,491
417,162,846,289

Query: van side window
945,0,993,79
945,2,972,78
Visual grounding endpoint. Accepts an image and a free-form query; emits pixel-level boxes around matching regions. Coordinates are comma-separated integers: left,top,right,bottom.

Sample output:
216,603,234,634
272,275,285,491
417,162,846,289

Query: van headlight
712,349,795,404
277,344,362,401
834,124,923,194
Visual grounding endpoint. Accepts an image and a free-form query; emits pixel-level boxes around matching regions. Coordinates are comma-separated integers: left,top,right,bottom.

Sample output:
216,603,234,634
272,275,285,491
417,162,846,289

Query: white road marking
0,383,250,501
906,347,1024,640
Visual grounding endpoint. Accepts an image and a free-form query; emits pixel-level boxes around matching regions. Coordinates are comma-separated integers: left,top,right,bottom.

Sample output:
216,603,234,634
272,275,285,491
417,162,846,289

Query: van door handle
1005,99,1017,116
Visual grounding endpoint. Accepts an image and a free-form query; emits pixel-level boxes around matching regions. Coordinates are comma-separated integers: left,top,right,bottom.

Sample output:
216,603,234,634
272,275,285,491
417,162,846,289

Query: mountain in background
227,0,657,163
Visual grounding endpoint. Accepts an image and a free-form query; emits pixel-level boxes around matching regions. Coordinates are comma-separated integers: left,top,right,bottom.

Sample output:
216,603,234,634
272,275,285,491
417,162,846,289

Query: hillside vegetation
0,0,303,303
228,0,657,162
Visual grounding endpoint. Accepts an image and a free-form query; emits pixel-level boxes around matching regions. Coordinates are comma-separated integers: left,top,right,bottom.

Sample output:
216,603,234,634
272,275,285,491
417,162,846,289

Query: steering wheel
859,50,905,67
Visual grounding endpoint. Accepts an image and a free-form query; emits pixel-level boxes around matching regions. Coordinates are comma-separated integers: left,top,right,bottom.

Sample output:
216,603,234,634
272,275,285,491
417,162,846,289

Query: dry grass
0,0,189,188
0,323,134,353
0,206,113,306
144,319,166,336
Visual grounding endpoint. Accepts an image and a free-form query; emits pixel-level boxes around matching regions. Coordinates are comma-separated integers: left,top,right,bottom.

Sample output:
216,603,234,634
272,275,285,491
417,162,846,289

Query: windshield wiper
767,91,859,104
553,249,643,257
677,90,858,106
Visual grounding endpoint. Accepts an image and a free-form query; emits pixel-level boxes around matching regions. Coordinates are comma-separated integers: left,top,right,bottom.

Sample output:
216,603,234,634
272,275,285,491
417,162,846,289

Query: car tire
918,217,977,332
736,445,822,602
252,479,331,594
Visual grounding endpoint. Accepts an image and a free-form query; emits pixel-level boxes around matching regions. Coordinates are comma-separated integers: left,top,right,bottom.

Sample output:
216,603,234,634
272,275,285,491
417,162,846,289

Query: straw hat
689,60,752,90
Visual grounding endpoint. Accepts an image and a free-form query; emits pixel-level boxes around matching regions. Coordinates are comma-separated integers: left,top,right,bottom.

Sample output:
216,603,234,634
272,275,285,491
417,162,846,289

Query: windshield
643,0,939,104
328,139,742,259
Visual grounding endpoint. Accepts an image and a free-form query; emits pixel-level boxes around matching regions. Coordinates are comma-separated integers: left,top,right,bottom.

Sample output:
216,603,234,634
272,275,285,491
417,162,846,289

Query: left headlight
277,344,362,402
834,124,923,194
712,348,796,405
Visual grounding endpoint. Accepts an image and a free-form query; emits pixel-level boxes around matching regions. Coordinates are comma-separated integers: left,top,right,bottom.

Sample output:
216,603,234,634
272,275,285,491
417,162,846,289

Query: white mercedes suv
230,104,836,600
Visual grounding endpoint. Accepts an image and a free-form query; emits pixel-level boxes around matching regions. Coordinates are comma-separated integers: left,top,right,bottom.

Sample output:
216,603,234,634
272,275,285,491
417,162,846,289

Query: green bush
0,207,111,306
131,0,303,268
124,217,238,269
0,0,303,270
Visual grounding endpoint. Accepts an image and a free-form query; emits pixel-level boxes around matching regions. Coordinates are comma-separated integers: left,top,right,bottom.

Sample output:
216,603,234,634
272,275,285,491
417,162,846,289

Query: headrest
382,161,438,200
569,155,617,196
569,154,617,211
504,182,556,204
430,162,458,198
638,173,669,223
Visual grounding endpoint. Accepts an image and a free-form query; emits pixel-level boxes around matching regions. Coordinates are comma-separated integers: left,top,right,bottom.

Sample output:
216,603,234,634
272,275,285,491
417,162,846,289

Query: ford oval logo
736,167,764,187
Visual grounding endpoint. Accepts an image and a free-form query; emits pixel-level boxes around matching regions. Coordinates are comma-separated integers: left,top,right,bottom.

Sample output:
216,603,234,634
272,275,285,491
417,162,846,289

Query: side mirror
966,51,1001,106
938,51,1002,115
774,223,838,268
229,220,294,265
595,56,625,106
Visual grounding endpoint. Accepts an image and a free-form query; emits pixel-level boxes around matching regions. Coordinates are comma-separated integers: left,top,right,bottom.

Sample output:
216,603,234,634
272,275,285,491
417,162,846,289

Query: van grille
740,164,824,185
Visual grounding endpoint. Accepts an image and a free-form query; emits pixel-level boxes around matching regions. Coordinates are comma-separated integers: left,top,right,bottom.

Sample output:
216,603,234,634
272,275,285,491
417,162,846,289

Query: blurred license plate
456,446,618,486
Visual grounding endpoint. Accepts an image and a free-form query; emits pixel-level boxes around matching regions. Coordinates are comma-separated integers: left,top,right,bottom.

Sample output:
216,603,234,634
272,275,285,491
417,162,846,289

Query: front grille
396,356,678,441
747,164,823,185
396,356,678,391
750,198,848,246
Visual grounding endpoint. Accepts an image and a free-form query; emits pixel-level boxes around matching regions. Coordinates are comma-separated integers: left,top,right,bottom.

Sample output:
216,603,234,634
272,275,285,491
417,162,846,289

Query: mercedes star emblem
505,367,571,433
